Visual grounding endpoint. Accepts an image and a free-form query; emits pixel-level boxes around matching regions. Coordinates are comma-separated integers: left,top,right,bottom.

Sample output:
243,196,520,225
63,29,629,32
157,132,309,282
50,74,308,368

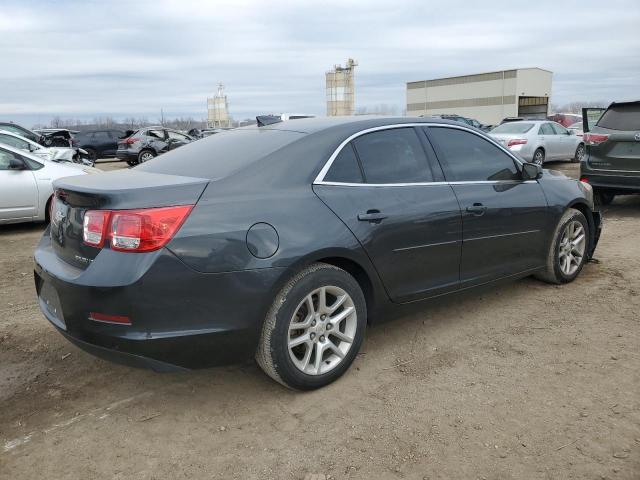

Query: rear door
425,126,549,287
0,148,38,221
584,103,640,173
313,126,462,303
538,122,560,159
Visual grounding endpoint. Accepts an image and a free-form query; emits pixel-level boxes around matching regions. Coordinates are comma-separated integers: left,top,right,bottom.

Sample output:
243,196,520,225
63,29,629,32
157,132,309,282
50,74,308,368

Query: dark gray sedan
34,117,602,390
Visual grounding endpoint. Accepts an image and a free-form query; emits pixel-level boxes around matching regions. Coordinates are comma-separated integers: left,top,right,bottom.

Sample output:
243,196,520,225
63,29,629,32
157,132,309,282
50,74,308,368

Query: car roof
251,115,464,135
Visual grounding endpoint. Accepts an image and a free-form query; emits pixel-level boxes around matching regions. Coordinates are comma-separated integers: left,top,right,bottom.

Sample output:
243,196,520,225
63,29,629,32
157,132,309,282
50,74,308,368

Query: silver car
490,120,585,165
0,143,100,224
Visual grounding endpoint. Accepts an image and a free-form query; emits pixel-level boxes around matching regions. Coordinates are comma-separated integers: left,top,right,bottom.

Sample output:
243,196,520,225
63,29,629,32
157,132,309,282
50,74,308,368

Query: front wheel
256,263,367,390
533,148,545,165
535,208,589,284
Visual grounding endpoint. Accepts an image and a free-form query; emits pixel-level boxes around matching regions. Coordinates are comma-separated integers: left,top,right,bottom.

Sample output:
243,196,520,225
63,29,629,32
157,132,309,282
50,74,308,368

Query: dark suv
75,129,126,161
580,101,640,204
116,127,193,166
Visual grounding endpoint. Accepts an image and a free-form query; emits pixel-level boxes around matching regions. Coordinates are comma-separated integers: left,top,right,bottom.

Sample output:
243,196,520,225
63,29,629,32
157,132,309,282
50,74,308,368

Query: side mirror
8,158,25,170
522,162,542,180
567,130,575,135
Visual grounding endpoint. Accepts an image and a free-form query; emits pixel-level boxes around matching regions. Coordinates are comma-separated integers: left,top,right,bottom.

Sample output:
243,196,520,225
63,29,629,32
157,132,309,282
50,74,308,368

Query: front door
425,126,550,287
314,126,462,303
0,149,37,221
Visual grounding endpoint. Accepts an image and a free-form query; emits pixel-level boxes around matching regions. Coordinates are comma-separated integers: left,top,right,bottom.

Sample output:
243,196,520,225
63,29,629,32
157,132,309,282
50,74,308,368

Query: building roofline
406,67,553,85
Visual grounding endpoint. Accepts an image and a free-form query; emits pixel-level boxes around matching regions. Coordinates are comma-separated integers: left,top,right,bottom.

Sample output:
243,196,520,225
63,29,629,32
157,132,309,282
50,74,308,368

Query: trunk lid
50,170,208,269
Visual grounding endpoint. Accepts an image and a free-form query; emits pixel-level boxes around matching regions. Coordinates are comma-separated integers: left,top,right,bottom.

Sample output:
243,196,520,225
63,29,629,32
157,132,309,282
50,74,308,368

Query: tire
256,263,367,390
535,208,589,284
84,148,98,162
595,190,615,206
137,149,156,163
573,143,585,163
533,148,545,165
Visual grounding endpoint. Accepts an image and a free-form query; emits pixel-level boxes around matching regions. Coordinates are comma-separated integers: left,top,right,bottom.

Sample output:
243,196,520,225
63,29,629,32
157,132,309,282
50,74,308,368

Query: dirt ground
1,161,638,480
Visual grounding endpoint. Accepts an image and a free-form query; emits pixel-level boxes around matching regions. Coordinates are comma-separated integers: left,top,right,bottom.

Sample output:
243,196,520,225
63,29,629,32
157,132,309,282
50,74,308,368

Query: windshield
491,123,534,134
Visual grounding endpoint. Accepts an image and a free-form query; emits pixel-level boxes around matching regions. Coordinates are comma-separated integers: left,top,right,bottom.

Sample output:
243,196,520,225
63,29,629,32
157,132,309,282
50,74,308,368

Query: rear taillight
82,205,193,252
580,177,589,183
83,210,110,247
122,137,140,145
583,133,609,146
507,138,528,148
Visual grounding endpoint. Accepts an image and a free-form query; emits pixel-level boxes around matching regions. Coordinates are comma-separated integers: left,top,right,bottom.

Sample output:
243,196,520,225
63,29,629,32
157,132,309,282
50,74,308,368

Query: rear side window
539,123,554,135
597,104,640,130
324,144,363,183
352,128,433,183
427,127,519,182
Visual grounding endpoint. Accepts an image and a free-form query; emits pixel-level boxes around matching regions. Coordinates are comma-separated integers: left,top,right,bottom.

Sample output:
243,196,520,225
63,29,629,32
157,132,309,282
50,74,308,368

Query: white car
0,143,100,224
0,129,84,163
489,120,585,165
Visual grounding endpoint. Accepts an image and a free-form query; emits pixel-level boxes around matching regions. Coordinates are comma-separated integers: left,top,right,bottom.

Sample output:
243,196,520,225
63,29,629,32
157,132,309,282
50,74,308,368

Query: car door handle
358,210,387,223
466,204,487,216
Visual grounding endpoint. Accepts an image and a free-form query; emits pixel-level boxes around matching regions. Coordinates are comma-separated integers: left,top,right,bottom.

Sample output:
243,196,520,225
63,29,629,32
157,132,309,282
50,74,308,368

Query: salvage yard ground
1,161,639,479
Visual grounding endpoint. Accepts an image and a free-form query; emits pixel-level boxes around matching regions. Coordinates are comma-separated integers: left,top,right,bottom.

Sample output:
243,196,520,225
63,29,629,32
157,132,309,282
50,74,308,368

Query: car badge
635,132,640,141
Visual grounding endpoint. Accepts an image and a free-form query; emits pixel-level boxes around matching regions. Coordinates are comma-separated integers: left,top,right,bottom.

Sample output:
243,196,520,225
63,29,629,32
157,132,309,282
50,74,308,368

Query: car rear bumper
34,231,285,370
580,166,640,194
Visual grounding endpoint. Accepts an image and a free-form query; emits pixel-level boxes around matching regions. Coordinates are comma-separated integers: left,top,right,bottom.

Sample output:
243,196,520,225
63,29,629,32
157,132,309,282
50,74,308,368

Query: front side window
0,148,24,170
427,127,519,182
352,128,433,183
324,143,363,183
551,123,568,135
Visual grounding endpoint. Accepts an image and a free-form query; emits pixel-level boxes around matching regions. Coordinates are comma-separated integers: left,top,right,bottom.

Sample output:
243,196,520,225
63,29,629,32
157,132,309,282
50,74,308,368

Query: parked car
490,120,585,164
35,118,602,389
580,101,640,205
116,127,193,166
33,128,79,147
547,113,582,128
0,129,90,164
0,143,100,225
427,114,490,131
75,129,126,161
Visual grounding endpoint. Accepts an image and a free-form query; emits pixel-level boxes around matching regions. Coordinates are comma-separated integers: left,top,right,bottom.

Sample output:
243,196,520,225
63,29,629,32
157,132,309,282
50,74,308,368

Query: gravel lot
1,160,638,479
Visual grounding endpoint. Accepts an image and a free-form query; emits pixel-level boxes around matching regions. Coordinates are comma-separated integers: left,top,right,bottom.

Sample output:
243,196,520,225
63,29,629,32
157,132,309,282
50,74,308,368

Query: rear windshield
137,128,304,179
491,123,534,134
597,104,640,130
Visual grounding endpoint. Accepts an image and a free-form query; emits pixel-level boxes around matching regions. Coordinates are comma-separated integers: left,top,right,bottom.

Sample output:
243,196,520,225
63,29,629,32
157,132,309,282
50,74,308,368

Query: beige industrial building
406,68,552,125
207,83,232,128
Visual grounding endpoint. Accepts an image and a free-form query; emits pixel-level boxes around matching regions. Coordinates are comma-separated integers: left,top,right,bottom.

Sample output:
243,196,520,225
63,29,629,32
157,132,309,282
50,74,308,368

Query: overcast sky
1,0,639,126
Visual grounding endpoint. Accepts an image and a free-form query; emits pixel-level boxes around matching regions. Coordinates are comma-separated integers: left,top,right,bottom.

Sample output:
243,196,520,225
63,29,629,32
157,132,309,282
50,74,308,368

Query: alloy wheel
534,150,544,165
558,220,586,276
287,286,357,375
140,152,154,163
575,144,585,162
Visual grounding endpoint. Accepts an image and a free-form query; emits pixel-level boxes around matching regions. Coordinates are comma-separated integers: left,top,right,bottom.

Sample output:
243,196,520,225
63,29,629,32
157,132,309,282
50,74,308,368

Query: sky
1,0,639,127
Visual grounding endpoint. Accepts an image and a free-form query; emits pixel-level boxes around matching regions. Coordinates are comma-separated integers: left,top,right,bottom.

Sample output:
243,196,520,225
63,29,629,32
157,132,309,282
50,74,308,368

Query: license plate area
39,281,66,330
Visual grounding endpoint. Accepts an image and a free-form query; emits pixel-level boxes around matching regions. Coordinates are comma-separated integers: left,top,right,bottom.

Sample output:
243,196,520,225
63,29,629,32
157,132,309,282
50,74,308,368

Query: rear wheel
138,150,155,163
535,208,589,284
256,263,366,390
573,143,585,163
533,148,545,165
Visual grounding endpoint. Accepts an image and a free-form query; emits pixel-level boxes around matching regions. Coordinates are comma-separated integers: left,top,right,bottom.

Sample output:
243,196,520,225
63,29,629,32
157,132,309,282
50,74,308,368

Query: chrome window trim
313,122,526,186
